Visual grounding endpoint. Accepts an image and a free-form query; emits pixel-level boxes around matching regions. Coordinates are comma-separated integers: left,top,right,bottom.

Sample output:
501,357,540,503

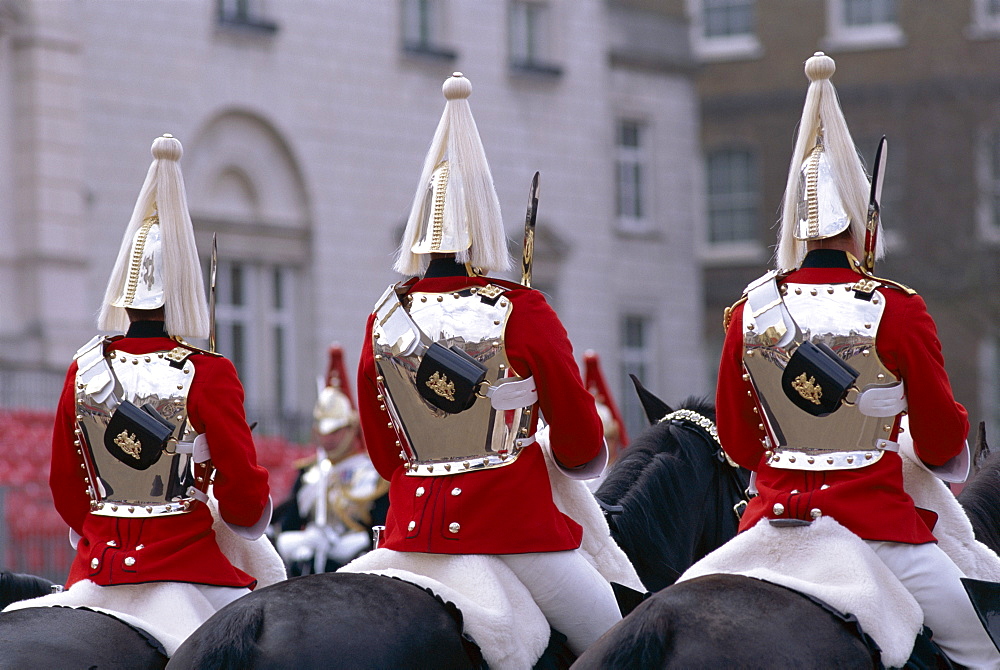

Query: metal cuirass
372,284,534,477
74,339,204,517
742,281,902,471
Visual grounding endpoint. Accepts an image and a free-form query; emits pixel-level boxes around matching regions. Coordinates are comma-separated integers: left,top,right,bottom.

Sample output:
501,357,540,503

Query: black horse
594,377,750,592
0,605,170,669
166,386,748,670
0,571,55,610
0,571,171,669
573,425,1000,670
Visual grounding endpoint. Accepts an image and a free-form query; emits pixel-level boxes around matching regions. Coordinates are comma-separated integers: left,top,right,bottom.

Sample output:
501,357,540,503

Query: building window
706,148,758,245
687,0,761,61
843,0,897,26
976,130,1000,243
509,0,561,75
217,0,278,34
620,315,654,438
980,336,1000,431
214,261,299,435
968,0,1000,38
703,0,755,38
401,0,456,59
616,120,651,234
825,0,904,51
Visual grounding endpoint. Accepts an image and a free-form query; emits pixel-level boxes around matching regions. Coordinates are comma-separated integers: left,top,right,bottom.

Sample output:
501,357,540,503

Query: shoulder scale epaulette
852,270,917,296
171,336,224,357
722,296,747,333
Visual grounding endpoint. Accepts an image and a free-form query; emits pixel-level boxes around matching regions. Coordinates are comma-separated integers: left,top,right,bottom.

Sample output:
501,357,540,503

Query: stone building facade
689,0,1000,427
0,0,705,438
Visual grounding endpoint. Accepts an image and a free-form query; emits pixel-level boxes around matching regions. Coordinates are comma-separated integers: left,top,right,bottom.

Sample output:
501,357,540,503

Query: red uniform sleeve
504,290,603,469
876,293,968,466
715,302,766,472
186,355,270,527
358,311,404,481
50,362,91,535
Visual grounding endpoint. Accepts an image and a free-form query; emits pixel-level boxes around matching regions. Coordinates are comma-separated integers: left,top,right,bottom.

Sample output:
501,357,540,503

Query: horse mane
596,395,746,593
958,425,1000,555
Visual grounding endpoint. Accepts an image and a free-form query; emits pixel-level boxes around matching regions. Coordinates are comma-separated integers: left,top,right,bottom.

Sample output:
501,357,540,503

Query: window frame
823,0,905,52
703,146,761,256
619,313,656,439
975,128,1000,244
212,259,301,431
216,0,278,34
508,0,562,75
686,0,762,62
400,0,457,60
979,335,1000,432
615,118,654,236
968,0,1000,40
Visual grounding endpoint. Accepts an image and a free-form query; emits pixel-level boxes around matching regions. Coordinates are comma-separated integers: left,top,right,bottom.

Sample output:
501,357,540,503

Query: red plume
583,350,629,458
324,343,355,408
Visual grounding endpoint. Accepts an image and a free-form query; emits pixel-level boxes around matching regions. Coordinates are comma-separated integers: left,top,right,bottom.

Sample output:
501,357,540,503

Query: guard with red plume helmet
717,53,997,667
273,344,387,574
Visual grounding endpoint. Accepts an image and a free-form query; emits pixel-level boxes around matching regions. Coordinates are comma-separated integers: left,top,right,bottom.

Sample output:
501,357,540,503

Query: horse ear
973,421,990,474
629,374,673,425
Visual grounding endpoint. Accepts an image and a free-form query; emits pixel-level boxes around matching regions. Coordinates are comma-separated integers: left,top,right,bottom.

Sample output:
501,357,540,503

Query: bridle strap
657,409,750,518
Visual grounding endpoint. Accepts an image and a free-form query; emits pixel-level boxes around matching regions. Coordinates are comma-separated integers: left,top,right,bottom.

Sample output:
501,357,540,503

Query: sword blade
863,137,887,274
209,233,218,352
521,172,539,288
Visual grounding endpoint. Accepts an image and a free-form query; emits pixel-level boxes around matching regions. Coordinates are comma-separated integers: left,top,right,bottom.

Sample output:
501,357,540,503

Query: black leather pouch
782,340,859,417
416,342,488,414
104,400,175,470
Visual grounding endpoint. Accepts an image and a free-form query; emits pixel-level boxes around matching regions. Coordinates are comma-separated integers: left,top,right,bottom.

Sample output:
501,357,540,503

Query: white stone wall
0,0,707,434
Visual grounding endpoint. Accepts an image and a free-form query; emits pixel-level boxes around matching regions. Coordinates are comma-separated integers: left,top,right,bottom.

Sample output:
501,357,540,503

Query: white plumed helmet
394,72,511,276
776,52,882,270
98,134,209,338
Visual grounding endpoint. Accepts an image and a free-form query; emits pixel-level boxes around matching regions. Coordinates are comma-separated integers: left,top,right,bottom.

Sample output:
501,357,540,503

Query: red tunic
51,335,270,588
358,275,604,555
717,253,968,544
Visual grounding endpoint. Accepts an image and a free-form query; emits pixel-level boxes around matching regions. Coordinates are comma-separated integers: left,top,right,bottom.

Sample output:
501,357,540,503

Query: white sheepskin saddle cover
680,424,1000,668
679,515,921,667
340,428,644,670
2,492,287,656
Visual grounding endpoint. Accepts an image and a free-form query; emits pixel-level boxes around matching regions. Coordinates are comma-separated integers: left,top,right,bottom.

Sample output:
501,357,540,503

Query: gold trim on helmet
410,161,471,255
793,136,851,241
111,213,165,309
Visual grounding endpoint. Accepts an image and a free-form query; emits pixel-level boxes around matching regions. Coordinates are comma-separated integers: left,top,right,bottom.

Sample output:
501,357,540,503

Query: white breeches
498,550,622,655
867,540,1000,669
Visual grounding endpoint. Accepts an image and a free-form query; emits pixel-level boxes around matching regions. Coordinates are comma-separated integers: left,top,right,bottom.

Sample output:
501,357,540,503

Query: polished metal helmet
777,53,874,270
110,213,165,310
395,73,510,276
313,344,359,437
792,136,852,241
99,134,209,338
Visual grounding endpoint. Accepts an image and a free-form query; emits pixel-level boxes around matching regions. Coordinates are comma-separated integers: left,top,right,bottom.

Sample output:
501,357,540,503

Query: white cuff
554,440,609,481
224,496,273,540
900,437,970,484
69,528,82,550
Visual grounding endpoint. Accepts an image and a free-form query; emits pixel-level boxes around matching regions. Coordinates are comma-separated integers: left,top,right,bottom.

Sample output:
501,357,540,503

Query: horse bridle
656,409,751,519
